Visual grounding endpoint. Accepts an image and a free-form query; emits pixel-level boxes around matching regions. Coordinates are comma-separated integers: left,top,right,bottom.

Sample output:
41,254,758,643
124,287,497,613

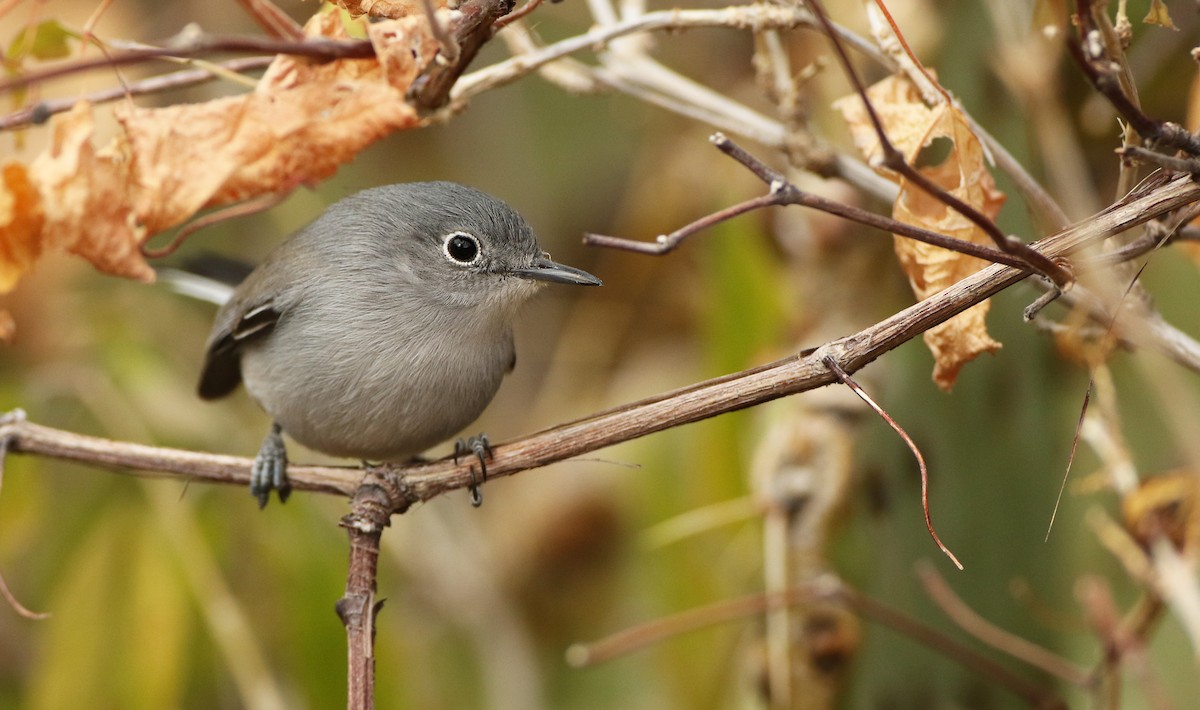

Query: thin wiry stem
822,356,962,570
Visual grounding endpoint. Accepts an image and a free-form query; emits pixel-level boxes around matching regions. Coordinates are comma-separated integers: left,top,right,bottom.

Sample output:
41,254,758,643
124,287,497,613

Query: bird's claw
454,434,492,507
252,423,291,508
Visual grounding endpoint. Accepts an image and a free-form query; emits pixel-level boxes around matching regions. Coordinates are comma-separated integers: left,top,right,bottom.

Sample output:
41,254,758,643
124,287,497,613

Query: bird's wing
197,297,281,400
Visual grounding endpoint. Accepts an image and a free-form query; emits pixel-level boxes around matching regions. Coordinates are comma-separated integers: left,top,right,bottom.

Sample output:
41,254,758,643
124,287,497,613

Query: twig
806,0,1074,288
586,134,1032,269
1077,576,1176,710
0,33,374,96
916,561,1090,685
568,576,1067,710
141,191,290,259
1119,146,1200,175
235,0,306,41
420,0,459,64
823,356,961,569
0,410,50,620
492,0,544,29
337,479,397,710
1067,1,1200,157
2,175,1198,512
585,192,783,255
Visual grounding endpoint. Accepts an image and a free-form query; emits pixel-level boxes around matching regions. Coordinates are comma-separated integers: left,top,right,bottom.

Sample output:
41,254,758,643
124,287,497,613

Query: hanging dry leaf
0,9,436,301
835,75,1004,390
1143,0,1178,31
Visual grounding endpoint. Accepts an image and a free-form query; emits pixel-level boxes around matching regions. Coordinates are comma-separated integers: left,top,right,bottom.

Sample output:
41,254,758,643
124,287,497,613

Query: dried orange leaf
3,8,434,299
0,163,45,292
835,75,1003,390
27,103,152,282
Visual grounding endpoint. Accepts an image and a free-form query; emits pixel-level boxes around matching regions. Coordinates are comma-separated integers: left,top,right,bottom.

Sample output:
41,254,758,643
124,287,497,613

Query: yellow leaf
835,75,1004,390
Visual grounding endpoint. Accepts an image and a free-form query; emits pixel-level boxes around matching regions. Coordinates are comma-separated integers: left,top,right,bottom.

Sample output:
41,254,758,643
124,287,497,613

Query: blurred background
2,0,1200,708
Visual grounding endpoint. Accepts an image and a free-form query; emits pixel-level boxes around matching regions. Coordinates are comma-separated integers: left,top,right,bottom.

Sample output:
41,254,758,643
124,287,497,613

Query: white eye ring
441,231,482,266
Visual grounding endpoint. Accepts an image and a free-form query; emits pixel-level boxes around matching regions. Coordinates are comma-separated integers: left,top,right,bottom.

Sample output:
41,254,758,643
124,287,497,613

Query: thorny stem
805,0,1074,289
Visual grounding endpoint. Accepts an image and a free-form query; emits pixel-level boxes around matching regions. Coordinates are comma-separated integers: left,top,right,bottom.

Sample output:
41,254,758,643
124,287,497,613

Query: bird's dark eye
442,232,481,265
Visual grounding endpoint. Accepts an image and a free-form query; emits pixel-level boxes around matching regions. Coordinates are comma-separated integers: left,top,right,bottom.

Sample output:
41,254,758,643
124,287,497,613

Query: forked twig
586,133,1033,270
822,356,962,569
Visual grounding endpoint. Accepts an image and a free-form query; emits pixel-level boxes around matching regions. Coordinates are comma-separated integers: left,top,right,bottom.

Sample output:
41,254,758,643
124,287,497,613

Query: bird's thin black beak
511,255,602,286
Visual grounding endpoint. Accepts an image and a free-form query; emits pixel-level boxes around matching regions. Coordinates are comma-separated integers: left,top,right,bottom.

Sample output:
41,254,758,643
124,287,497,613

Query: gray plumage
198,182,600,505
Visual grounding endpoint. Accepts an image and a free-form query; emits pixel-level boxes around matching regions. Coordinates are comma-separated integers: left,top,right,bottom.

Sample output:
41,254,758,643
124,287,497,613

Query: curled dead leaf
1,8,435,304
835,75,1004,390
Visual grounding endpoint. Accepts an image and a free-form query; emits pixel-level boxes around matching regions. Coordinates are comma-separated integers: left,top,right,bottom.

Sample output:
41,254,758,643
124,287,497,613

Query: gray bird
197,182,601,506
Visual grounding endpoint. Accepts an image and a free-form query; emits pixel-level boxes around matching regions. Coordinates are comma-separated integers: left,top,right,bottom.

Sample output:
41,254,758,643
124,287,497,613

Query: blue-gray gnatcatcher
196,182,602,506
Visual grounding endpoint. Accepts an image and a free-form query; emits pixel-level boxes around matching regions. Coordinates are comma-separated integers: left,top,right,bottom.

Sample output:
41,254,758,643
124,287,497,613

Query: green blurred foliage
2,1,1200,709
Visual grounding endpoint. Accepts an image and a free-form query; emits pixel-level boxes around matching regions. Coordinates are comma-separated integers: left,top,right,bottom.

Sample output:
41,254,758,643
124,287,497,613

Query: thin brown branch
805,0,1074,288
584,192,783,255
0,33,374,96
586,134,1032,269
235,0,306,41
492,0,545,30
1068,1,1200,157
916,561,1090,686
2,174,1199,515
0,56,273,131
141,191,290,259
569,577,1067,710
0,568,50,620
1077,576,1176,710
1120,146,1200,175
337,483,394,710
823,356,961,569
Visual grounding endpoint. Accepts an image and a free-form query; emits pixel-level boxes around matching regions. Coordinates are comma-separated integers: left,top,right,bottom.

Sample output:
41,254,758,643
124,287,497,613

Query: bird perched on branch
191,182,601,506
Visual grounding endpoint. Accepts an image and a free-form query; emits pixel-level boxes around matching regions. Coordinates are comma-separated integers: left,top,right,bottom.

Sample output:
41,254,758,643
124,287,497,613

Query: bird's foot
454,434,492,508
252,422,291,508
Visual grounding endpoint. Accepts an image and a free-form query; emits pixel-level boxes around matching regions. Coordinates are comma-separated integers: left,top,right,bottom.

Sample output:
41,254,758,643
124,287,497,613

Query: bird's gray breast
239,282,516,461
